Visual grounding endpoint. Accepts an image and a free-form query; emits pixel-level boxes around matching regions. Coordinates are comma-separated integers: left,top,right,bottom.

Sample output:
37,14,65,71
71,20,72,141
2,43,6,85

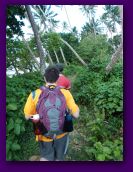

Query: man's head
55,63,64,73
44,65,59,83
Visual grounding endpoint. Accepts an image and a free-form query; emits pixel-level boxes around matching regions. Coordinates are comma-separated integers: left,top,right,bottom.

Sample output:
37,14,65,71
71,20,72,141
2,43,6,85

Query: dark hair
44,66,59,83
55,63,64,73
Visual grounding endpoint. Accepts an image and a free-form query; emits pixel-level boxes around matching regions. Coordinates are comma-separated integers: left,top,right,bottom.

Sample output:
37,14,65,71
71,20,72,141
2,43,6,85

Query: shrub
6,72,43,160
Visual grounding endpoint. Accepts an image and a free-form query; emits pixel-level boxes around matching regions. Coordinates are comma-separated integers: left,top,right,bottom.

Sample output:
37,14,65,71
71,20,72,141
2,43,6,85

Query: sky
51,5,105,33
21,5,107,39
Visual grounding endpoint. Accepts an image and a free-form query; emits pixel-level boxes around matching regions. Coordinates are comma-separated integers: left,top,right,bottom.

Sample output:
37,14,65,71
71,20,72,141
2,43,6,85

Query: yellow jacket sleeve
24,89,42,118
24,93,36,118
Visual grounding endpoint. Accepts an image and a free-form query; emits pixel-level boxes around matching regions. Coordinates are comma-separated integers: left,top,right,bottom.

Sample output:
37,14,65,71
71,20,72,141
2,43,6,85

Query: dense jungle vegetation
6,5,123,161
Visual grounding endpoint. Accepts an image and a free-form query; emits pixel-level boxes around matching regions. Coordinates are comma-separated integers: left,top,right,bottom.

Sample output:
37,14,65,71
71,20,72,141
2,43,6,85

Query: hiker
24,66,79,161
55,63,71,90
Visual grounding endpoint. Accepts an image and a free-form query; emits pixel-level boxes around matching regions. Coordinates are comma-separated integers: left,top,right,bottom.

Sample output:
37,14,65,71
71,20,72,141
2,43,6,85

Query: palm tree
25,5,46,75
32,5,87,67
71,26,79,38
81,20,101,39
63,5,72,30
32,5,59,33
62,21,69,32
101,5,121,38
81,5,96,22
106,5,123,73
80,5,97,36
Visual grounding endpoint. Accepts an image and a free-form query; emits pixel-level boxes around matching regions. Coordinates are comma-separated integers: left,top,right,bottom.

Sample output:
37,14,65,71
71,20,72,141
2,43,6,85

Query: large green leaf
15,118,22,124
14,124,21,135
7,103,17,111
6,151,12,160
11,143,21,151
6,140,12,154
97,154,105,161
103,147,111,155
7,118,14,131
20,125,25,132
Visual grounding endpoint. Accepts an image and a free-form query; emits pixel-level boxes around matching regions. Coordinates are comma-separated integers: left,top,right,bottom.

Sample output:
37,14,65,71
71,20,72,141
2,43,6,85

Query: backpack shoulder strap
32,87,45,100
40,86,46,91
31,91,36,99
55,86,65,95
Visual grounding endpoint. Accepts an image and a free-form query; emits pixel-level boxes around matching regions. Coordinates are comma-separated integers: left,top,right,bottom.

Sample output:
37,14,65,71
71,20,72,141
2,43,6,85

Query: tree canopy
7,5,25,38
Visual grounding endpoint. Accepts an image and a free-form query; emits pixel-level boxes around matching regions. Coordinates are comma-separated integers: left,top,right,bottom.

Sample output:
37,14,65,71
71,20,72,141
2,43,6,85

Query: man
55,63,71,89
24,66,79,161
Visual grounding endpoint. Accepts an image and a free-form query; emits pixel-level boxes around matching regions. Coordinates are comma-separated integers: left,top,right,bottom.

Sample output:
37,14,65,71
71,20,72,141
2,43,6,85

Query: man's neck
46,82,56,86
59,74,63,76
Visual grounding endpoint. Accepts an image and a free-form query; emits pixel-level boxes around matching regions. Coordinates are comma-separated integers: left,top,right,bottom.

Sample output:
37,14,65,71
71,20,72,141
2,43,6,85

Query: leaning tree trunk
33,6,87,67
22,36,40,71
53,49,59,63
64,6,72,30
60,38,87,67
12,58,19,75
59,47,67,66
25,5,46,75
106,5,123,73
47,50,53,65
106,43,123,72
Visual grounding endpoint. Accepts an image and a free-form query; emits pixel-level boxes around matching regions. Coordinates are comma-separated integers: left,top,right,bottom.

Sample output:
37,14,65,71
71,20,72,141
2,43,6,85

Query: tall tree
80,5,98,36
32,5,59,33
106,5,123,73
25,5,46,75
101,5,121,38
32,5,87,66
81,20,101,39
60,38,87,66
63,5,72,30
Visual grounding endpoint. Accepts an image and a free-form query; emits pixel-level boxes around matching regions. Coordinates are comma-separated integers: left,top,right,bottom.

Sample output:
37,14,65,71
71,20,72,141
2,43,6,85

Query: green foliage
6,5,123,161
64,59,123,161
42,32,62,50
66,105,123,161
66,57,123,117
6,72,43,160
101,5,121,33
108,34,122,53
85,139,123,161
59,32,79,63
63,64,83,76
94,77,123,116
6,38,36,74
18,123,39,161
82,112,123,161
6,63,123,161
81,21,101,39
7,5,25,38
77,34,111,63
